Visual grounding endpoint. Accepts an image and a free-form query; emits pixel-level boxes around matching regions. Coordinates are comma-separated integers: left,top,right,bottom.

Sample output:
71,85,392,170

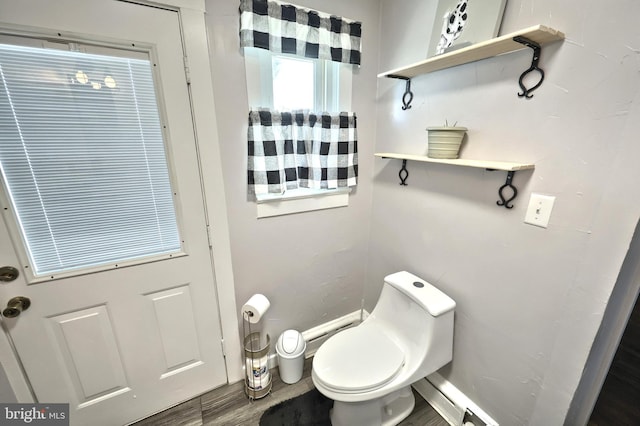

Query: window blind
0,43,180,276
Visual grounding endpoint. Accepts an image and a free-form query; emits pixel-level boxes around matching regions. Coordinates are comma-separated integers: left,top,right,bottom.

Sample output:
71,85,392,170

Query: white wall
204,0,380,348
371,0,640,424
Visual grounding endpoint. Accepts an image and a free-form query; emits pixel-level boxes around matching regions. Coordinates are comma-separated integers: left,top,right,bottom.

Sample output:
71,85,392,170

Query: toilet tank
383,271,456,317
369,271,456,375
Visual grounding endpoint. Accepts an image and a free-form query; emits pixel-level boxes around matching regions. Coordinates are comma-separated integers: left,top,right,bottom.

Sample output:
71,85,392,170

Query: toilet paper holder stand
243,310,272,400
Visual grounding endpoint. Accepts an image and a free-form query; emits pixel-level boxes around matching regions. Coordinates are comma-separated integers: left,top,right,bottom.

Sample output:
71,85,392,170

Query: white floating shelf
375,153,534,209
378,25,565,79
375,153,535,172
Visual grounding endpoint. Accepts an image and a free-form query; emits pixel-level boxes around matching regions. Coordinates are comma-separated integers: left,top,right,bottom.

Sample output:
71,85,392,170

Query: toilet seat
313,326,404,392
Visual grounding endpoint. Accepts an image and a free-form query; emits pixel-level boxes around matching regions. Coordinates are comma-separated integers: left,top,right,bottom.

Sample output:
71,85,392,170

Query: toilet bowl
311,271,456,426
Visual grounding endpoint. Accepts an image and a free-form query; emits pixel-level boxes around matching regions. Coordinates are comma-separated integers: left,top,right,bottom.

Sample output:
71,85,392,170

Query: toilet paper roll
245,355,270,390
242,294,270,323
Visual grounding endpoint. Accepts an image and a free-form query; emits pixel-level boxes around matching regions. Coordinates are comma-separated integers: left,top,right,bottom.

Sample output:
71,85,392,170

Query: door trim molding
172,5,243,382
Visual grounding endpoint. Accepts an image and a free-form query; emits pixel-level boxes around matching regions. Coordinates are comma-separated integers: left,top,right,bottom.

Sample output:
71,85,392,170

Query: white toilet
312,271,456,426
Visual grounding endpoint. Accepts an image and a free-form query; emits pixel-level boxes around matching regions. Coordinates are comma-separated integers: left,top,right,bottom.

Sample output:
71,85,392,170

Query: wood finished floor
133,358,448,426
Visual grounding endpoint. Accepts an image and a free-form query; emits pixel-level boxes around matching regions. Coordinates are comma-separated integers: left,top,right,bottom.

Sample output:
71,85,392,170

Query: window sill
256,188,351,218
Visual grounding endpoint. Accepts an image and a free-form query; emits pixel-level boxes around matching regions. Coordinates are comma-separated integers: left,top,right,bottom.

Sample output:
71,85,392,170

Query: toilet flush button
413,282,424,288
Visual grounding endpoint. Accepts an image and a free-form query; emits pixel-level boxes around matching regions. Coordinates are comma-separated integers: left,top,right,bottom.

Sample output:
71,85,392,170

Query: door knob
2,296,30,318
0,266,19,282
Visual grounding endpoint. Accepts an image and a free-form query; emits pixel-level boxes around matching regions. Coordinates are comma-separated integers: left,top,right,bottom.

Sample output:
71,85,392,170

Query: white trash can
276,329,306,384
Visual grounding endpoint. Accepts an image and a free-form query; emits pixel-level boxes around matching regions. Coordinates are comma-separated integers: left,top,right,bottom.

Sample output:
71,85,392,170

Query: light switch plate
524,193,555,228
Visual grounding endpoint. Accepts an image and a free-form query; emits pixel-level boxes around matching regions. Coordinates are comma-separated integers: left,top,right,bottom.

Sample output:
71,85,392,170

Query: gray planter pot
427,127,467,159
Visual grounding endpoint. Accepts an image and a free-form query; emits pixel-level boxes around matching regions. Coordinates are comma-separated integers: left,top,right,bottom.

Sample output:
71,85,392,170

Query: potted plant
426,121,467,159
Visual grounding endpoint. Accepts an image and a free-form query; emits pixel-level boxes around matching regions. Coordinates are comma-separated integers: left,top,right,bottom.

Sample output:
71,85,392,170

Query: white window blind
0,42,181,276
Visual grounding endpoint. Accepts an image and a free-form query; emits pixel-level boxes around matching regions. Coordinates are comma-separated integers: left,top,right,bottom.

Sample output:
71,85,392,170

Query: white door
0,1,227,425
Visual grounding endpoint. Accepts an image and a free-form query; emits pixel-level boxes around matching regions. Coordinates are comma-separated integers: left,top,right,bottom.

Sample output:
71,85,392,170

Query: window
244,48,353,217
272,55,314,110
244,47,352,114
0,40,181,277
239,0,362,217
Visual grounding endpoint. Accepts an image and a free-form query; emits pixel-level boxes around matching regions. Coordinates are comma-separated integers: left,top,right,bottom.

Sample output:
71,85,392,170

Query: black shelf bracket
401,79,413,110
494,170,518,209
513,36,545,99
388,75,413,110
399,159,409,185
389,159,522,209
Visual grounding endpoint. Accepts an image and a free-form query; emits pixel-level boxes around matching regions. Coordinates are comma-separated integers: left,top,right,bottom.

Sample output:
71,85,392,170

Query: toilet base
329,386,415,426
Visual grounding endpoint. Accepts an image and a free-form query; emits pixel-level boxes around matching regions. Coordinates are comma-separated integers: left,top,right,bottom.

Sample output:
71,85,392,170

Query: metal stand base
245,380,272,400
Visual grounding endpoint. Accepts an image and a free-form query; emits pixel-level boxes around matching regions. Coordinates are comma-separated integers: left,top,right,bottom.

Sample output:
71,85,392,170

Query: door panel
0,1,227,425
148,285,203,376
50,305,130,406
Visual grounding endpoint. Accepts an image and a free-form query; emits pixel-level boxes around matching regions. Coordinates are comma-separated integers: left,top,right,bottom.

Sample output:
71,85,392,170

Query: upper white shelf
374,152,535,172
378,25,565,80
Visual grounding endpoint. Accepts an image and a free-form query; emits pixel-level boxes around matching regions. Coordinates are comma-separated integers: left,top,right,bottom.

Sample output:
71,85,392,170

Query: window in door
0,40,181,279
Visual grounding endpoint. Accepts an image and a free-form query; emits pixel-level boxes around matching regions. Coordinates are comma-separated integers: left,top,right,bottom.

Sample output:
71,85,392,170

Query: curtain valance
248,109,358,195
239,0,362,65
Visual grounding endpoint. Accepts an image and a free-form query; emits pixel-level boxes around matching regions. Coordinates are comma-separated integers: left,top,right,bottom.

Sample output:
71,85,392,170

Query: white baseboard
413,372,498,426
302,309,365,357
266,309,366,369
412,378,464,425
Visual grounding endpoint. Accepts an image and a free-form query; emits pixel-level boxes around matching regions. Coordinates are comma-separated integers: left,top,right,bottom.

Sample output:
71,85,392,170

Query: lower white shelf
374,152,535,172
375,152,535,209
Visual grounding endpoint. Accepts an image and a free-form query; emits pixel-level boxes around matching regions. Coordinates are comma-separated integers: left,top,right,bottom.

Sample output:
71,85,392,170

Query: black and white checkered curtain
248,109,358,195
239,0,362,65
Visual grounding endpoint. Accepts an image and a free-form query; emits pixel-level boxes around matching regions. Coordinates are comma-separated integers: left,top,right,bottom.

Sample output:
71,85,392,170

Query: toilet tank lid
384,271,456,316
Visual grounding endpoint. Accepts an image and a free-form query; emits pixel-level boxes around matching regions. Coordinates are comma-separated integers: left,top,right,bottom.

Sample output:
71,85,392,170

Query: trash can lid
276,330,306,357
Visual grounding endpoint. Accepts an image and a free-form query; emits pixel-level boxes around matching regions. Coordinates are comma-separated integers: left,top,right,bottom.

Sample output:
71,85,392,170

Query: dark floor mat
259,389,333,426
